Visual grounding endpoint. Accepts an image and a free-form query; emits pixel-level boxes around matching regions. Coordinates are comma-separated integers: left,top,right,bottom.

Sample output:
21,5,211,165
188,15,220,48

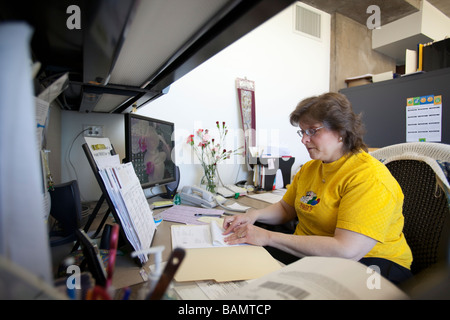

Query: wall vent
294,4,322,40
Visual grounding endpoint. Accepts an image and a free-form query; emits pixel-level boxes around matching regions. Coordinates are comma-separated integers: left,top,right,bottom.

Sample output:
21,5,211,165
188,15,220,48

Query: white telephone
179,185,226,208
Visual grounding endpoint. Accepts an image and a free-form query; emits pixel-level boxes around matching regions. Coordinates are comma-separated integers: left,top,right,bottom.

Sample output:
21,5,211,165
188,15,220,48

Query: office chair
371,142,450,275
48,180,82,247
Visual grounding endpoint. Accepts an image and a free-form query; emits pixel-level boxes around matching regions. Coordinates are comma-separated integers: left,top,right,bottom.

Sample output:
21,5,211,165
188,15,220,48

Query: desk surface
110,193,277,297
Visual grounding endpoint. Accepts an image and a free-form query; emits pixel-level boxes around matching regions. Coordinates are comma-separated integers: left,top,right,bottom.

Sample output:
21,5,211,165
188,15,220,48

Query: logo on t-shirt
300,191,320,206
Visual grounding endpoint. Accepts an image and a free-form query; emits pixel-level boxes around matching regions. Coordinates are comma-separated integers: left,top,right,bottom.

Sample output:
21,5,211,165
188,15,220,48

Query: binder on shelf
81,137,156,265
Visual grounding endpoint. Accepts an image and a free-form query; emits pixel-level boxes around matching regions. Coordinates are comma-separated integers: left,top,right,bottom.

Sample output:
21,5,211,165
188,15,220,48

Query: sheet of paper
172,282,209,300
174,280,250,300
275,169,284,189
197,280,250,299
35,97,49,148
37,72,68,103
405,49,417,74
84,137,119,169
196,216,224,225
247,189,286,204
161,205,223,225
171,221,230,249
225,202,251,212
115,163,156,251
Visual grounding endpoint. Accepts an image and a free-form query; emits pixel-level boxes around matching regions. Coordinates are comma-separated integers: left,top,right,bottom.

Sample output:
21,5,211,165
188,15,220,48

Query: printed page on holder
99,162,156,264
84,136,156,264
84,136,120,169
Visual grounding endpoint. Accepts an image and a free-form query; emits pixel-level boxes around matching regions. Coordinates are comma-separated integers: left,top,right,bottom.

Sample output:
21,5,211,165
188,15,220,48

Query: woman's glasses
297,126,324,138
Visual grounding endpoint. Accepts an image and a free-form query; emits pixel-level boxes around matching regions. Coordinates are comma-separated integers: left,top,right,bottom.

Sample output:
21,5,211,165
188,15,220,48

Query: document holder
76,143,142,265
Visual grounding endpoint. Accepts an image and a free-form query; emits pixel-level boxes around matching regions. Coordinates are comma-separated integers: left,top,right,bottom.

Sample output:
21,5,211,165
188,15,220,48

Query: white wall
61,2,331,201
421,0,450,41
61,111,124,202
137,3,331,191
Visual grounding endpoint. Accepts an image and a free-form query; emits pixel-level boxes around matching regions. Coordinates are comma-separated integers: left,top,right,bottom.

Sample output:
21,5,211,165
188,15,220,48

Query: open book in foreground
222,256,409,300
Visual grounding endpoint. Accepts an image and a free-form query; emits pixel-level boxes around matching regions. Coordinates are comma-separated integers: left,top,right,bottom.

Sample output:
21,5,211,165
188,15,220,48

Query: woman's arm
225,224,377,261
223,197,376,261
266,227,377,261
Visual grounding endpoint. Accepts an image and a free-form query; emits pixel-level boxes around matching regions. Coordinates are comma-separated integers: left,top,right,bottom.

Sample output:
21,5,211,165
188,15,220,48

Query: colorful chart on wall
406,94,442,142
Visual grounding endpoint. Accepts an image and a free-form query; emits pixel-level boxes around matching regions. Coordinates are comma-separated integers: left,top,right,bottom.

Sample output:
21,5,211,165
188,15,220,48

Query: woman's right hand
222,210,258,235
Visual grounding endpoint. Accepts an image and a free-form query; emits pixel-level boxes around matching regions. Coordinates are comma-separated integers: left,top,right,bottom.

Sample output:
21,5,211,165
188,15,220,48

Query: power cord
66,127,90,202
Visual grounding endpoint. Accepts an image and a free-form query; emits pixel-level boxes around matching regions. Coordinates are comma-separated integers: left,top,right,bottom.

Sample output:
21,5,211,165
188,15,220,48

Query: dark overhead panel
0,0,295,113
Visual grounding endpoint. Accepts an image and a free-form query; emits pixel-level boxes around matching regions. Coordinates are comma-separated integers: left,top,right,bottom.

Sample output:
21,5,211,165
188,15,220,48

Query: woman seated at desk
223,92,413,285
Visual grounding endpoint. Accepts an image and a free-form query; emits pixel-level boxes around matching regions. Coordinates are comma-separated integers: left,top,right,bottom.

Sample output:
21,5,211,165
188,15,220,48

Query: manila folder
174,245,282,282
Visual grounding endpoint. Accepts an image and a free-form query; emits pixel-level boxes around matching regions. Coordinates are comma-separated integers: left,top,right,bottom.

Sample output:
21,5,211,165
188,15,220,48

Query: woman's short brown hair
289,92,367,154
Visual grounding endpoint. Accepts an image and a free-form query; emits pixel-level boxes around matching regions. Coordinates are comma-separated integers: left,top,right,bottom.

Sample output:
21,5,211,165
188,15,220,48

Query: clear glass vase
200,164,218,194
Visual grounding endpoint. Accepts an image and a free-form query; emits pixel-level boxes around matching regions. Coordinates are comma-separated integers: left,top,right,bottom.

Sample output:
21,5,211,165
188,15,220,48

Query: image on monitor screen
125,113,176,189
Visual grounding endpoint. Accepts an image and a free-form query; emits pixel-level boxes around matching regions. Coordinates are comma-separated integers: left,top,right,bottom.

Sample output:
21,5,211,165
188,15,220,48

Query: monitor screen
124,113,176,189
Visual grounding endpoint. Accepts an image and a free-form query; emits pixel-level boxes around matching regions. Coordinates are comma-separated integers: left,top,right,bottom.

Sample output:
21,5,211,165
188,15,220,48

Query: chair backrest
49,180,82,246
371,143,450,275
385,160,450,274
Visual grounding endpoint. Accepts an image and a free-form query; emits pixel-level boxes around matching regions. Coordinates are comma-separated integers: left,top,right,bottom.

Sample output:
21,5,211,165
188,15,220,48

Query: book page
222,256,409,300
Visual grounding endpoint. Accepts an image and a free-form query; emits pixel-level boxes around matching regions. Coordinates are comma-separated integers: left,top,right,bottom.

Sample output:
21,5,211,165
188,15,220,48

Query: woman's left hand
224,223,271,246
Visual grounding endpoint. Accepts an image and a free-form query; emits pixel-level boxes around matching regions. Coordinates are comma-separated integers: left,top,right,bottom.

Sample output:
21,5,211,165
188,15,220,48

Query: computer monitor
124,113,176,190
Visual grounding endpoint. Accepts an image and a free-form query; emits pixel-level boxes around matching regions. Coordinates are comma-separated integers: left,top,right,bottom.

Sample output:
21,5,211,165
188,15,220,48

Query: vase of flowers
187,121,242,194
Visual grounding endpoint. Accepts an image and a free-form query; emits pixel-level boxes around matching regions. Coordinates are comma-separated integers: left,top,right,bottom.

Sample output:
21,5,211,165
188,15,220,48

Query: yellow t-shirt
283,151,412,269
